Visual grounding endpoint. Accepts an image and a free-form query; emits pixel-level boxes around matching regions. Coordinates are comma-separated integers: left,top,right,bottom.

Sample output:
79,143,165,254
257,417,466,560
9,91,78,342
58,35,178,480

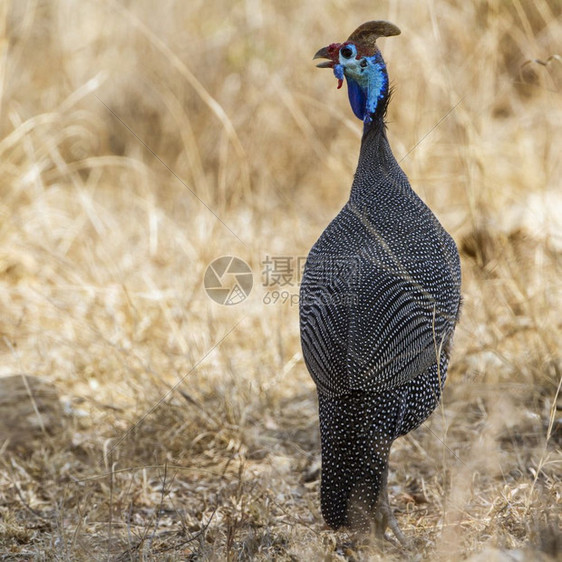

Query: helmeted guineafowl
299,21,462,544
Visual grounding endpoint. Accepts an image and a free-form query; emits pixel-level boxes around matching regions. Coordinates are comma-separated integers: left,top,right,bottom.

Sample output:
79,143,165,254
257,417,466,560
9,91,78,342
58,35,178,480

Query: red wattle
337,79,343,89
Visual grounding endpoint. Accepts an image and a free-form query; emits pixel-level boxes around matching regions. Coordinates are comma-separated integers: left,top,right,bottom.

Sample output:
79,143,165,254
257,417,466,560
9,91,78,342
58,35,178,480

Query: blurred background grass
0,0,560,560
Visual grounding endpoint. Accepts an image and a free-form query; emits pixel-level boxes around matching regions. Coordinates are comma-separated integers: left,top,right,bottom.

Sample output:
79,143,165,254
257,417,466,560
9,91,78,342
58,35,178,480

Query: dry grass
0,0,561,560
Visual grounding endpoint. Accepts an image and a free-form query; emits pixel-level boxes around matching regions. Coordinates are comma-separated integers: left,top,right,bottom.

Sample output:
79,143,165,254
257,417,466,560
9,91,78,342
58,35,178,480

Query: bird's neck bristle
362,88,390,137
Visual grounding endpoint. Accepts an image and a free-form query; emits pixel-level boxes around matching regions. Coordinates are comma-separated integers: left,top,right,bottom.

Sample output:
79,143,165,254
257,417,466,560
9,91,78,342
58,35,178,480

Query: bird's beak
313,46,334,68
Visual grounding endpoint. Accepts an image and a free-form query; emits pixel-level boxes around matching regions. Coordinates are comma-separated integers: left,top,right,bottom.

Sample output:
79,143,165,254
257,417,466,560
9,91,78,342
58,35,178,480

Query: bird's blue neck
334,52,389,131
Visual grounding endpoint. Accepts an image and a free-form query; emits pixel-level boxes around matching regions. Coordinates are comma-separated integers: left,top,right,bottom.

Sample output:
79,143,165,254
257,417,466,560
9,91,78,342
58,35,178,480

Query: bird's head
314,21,401,124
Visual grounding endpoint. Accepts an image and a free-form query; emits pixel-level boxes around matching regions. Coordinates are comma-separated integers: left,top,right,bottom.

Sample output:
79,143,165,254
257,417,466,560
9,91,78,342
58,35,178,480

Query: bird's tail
318,392,394,531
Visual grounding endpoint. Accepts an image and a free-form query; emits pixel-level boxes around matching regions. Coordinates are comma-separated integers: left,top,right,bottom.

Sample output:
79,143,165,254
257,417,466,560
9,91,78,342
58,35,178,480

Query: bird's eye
340,46,353,59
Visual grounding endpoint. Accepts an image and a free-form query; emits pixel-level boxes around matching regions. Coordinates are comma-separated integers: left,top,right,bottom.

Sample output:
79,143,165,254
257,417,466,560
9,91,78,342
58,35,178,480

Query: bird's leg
374,464,410,548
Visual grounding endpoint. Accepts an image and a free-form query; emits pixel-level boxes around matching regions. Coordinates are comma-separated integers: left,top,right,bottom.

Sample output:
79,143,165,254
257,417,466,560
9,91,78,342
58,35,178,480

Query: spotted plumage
299,21,461,542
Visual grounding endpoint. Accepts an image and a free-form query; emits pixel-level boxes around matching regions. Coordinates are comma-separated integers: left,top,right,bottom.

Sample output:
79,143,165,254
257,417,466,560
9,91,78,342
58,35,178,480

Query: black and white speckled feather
300,21,461,536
